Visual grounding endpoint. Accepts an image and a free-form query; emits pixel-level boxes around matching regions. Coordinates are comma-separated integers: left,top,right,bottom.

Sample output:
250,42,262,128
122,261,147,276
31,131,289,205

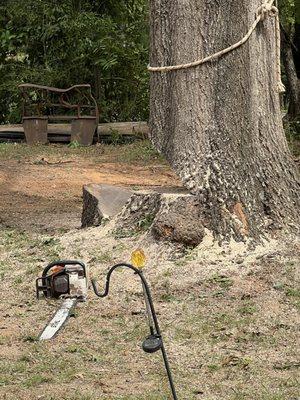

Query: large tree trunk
149,0,300,241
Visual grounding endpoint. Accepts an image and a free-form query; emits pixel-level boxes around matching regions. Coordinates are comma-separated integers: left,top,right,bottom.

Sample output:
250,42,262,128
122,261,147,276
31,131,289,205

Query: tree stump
115,187,205,246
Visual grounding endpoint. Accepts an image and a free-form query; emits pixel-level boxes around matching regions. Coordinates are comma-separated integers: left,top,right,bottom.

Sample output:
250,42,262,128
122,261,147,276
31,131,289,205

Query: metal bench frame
19,84,99,145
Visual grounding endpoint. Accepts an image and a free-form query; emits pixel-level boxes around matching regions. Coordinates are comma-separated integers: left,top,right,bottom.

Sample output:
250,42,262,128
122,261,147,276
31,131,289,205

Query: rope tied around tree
148,0,285,93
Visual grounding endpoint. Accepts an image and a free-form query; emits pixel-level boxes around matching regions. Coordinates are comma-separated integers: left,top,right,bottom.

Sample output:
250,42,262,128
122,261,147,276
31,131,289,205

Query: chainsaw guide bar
39,298,78,340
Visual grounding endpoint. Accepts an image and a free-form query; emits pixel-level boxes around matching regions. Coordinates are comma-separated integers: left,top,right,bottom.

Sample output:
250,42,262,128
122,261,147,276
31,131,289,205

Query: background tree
149,0,299,242
279,0,300,122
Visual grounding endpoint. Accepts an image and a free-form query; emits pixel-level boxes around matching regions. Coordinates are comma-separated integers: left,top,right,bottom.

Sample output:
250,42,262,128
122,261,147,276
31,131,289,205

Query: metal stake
92,263,178,400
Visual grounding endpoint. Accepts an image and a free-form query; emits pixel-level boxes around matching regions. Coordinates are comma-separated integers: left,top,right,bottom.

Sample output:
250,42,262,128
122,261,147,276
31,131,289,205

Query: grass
272,259,300,310
113,227,138,239
89,250,113,265
209,273,234,290
0,226,299,400
284,286,300,310
0,136,297,166
0,228,65,291
0,140,164,165
174,247,199,266
137,213,156,231
237,302,258,316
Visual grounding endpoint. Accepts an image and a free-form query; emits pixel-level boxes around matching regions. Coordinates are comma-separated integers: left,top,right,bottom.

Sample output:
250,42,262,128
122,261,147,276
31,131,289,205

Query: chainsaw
36,260,88,340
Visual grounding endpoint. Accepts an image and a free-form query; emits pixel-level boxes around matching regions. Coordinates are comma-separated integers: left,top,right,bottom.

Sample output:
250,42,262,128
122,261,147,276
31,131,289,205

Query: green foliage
278,0,295,27
0,0,149,124
109,129,123,145
68,140,81,148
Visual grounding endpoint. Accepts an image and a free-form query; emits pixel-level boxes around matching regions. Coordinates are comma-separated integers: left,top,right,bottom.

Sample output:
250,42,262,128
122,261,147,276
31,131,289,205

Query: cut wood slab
81,184,133,228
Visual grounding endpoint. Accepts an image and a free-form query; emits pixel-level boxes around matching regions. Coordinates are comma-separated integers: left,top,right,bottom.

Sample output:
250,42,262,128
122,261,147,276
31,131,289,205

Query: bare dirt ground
0,141,180,232
0,141,299,400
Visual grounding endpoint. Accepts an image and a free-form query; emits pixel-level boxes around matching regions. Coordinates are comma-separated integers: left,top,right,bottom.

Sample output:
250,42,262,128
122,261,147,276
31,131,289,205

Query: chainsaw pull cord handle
91,263,178,400
42,260,86,278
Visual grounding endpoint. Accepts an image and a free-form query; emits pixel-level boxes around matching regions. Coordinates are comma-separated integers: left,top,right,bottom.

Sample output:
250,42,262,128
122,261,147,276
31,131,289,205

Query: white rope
148,0,285,93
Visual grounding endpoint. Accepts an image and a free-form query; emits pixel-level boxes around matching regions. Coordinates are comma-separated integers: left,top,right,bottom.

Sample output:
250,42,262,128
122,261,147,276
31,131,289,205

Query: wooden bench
19,84,99,145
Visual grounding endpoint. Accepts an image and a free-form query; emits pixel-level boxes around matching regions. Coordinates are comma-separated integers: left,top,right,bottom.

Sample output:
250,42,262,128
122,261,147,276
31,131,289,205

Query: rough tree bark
149,0,300,242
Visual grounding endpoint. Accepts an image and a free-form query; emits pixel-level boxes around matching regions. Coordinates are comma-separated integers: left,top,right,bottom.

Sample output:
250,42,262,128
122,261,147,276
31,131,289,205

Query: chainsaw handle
42,260,86,278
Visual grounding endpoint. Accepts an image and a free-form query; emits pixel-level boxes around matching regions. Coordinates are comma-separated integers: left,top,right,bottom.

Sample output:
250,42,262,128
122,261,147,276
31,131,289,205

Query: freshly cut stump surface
81,184,133,227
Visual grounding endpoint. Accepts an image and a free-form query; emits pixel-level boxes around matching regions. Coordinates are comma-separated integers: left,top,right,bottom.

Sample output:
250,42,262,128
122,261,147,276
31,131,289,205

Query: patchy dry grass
0,140,164,165
0,224,299,400
0,141,299,399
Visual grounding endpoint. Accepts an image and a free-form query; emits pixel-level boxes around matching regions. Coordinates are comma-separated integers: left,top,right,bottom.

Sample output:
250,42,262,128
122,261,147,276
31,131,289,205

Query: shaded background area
0,0,149,124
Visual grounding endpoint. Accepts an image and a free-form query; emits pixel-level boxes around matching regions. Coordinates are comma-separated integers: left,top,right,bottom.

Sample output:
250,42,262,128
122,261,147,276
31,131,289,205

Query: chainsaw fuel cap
142,334,162,353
